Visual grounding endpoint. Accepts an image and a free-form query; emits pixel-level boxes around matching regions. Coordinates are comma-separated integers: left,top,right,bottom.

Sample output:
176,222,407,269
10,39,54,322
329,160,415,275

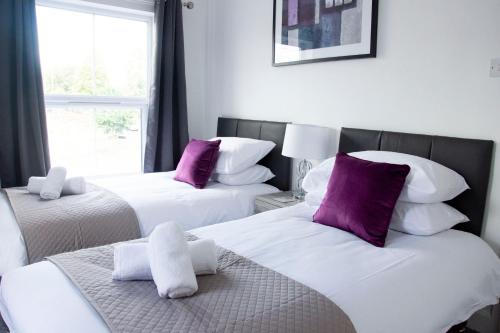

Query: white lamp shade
282,123,335,160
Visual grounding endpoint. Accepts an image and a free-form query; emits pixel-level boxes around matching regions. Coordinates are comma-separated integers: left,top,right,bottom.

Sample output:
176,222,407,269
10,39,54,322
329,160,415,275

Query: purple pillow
175,139,221,189
313,153,410,247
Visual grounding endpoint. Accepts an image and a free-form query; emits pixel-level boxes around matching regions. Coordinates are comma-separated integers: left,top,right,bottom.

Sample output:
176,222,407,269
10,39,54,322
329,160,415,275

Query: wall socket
490,58,500,77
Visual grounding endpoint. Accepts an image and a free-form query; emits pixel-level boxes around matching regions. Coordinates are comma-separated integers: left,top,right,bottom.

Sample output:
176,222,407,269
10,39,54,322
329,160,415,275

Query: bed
0,117,291,275
1,128,499,333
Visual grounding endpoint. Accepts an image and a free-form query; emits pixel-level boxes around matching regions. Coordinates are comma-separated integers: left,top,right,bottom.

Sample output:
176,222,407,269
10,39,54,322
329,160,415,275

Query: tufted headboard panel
339,128,494,237
217,117,291,191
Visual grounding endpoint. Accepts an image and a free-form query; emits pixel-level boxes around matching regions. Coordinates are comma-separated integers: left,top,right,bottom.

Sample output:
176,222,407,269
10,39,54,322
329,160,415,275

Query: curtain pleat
144,0,189,173
0,0,50,188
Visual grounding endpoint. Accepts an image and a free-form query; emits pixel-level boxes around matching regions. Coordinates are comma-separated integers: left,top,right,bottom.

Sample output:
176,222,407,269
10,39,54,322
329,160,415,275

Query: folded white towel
28,176,86,196
148,222,198,298
40,167,67,200
112,239,217,281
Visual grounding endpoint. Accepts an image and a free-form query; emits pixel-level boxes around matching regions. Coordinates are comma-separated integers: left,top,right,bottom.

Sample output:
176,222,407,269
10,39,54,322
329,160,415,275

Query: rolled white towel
40,167,67,200
148,222,198,298
28,176,86,196
63,177,87,195
113,242,151,281
189,239,217,275
27,177,44,193
112,239,217,281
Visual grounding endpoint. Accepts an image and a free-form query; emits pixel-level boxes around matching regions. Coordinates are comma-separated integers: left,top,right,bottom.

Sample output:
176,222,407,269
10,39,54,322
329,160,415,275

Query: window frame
36,0,154,173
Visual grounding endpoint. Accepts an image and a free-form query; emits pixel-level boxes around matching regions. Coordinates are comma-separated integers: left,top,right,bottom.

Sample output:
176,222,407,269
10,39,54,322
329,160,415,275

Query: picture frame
272,0,378,67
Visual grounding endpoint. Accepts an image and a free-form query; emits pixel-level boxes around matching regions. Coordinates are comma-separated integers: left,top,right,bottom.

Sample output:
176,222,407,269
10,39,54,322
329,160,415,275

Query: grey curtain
0,0,50,188
144,0,189,173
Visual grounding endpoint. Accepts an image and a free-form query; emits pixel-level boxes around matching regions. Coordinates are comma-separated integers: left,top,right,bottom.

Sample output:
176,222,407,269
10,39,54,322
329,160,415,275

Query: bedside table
255,191,304,214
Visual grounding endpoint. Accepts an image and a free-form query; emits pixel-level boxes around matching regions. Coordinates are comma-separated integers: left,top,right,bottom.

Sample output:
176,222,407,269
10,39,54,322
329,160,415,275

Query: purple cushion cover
175,139,221,189
313,153,410,247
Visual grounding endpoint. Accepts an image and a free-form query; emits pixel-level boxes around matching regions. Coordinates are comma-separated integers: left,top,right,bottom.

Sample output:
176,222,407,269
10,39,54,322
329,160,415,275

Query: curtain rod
159,0,193,9
183,1,194,9
159,0,194,9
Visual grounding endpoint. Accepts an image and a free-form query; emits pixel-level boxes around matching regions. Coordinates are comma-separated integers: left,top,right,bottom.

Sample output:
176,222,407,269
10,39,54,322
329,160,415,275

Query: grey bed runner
47,235,356,333
4,185,141,264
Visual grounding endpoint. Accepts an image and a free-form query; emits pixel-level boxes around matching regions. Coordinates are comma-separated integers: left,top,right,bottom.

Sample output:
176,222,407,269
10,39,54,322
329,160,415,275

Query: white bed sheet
1,203,499,333
0,172,278,275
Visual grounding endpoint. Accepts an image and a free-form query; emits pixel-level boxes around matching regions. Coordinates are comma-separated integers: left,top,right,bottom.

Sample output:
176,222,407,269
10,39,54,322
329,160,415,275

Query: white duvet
1,203,499,333
0,172,278,275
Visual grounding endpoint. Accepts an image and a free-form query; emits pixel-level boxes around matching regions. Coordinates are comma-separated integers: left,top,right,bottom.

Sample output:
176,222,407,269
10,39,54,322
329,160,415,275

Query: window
36,1,152,176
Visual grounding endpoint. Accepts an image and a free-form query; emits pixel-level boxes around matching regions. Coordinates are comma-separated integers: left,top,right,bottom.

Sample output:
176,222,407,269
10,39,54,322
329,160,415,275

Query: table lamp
282,123,335,199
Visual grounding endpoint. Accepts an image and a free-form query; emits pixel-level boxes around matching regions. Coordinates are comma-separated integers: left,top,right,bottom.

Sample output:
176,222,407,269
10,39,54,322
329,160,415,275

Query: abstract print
281,0,362,50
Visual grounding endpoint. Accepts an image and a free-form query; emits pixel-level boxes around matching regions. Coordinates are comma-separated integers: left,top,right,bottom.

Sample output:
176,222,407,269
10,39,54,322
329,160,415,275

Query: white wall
199,0,500,255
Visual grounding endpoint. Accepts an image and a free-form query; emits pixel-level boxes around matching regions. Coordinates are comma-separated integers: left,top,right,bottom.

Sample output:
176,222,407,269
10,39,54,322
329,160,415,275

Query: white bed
0,171,278,275
1,203,499,333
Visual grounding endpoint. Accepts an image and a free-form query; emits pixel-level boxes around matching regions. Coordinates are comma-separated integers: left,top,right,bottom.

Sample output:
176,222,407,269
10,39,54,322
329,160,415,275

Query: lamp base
292,189,306,200
294,159,312,200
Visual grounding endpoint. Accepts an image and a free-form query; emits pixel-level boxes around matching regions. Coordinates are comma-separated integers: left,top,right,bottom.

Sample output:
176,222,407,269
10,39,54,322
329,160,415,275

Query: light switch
490,58,500,77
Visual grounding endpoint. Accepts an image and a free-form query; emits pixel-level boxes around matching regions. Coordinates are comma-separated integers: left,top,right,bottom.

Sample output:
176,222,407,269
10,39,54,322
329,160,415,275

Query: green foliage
42,54,146,97
95,110,135,136
41,51,144,137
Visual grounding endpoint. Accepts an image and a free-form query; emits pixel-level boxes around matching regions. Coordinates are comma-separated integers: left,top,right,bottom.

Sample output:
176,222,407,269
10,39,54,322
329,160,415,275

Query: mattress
1,203,499,333
0,172,278,275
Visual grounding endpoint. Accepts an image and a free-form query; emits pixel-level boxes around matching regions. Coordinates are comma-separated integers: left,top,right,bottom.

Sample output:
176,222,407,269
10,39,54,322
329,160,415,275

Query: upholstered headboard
217,117,291,191
338,128,494,237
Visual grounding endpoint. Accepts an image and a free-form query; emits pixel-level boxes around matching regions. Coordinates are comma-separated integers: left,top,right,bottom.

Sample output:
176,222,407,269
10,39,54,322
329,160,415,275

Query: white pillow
304,190,325,207
302,157,335,194
349,151,469,203
302,151,469,204
390,201,469,236
213,165,275,186
305,191,469,236
212,137,276,175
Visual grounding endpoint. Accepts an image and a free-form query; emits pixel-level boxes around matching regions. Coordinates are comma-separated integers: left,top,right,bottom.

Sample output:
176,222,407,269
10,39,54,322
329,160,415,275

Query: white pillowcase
391,201,469,236
213,165,275,186
302,151,469,204
212,137,276,175
302,157,335,194
350,151,469,203
305,191,469,236
304,190,326,207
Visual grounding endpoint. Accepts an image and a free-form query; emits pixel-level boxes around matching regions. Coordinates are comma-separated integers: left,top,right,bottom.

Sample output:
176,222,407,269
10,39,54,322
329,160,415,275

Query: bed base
448,321,467,333
0,315,7,333
0,315,471,333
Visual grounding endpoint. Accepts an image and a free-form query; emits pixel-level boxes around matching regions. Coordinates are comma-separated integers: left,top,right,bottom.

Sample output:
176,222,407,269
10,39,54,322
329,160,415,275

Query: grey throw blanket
48,235,357,333
4,185,141,264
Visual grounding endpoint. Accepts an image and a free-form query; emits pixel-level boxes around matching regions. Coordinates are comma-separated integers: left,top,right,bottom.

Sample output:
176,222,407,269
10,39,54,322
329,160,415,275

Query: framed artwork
273,0,378,66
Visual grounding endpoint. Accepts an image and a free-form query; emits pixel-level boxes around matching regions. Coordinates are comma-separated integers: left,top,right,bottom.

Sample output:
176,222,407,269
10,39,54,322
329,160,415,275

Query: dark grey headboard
339,128,494,237
217,117,291,191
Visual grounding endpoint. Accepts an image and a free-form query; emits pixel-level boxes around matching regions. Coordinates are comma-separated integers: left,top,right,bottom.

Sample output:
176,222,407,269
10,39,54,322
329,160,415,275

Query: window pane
94,15,148,97
37,6,149,97
37,6,94,96
46,107,142,176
